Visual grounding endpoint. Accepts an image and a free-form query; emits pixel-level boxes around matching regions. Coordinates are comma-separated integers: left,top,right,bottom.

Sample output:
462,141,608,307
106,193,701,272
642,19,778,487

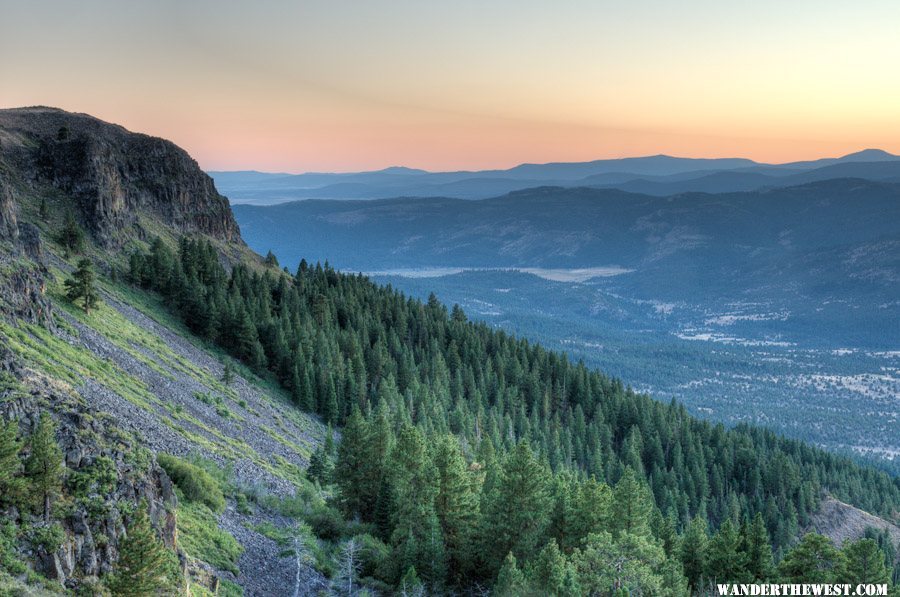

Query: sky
2,0,899,172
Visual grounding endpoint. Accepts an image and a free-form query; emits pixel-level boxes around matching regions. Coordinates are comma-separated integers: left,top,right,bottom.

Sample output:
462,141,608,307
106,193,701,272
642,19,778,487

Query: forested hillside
1,108,898,594
129,237,900,593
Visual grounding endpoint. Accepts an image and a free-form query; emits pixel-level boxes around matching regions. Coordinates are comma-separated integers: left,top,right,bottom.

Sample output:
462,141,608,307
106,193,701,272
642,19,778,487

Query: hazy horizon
3,1,899,172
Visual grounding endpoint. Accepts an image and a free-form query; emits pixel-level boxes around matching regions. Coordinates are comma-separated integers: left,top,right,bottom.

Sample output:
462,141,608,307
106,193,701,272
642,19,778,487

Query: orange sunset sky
2,0,899,172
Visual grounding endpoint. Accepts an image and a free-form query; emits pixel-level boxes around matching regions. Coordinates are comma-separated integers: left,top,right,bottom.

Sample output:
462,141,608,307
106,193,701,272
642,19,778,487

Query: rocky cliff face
0,348,178,590
0,177,18,243
0,107,241,247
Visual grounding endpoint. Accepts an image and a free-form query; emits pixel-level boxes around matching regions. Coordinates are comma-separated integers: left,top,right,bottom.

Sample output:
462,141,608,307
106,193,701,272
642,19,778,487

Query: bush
0,522,26,575
355,533,390,580
157,454,225,513
236,493,252,515
305,503,345,541
28,522,65,553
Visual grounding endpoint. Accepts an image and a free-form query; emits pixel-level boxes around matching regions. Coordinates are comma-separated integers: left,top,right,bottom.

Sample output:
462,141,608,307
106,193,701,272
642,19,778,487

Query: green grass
158,454,226,513
219,579,245,597
176,498,243,575
0,319,159,411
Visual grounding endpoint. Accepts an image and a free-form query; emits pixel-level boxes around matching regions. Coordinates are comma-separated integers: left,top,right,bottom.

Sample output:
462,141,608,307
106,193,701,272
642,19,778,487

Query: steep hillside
2,110,899,594
0,109,328,595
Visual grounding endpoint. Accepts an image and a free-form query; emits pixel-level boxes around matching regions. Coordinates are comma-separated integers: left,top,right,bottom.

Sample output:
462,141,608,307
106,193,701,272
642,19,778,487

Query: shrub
236,493,252,515
157,454,225,513
305,503,345,541
29,522,65,553
355,533,389,580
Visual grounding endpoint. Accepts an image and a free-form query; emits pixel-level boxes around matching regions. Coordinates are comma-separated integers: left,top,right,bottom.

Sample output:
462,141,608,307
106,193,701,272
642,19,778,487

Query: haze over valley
230,170,900,471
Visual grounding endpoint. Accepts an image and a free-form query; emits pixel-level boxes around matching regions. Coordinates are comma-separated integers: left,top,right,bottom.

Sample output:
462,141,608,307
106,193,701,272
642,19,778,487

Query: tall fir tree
388,424,446,586
611,467,652,538
705,519,745,583
432,435,478,583
334,409,370,519
0,419,25,506
841,538,891,586
106,501,179,596
24,413,64,522
742,512,774,581
680,515,709,591
65,258,101,314
480,441,551,576
493,552,527,596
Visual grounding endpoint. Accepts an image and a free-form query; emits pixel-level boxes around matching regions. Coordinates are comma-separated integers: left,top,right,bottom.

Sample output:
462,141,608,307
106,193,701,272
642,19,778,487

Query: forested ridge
128,237,900,594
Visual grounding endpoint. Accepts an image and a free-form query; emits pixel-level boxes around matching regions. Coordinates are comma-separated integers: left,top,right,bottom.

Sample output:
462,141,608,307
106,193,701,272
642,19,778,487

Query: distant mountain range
212,149,900,203
232,178,900,347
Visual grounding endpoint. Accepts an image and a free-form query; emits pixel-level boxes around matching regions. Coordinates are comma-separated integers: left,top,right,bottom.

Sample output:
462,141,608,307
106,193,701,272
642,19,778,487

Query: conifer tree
389,425,446,585
480,441,551,575
778,533,845,583
334,409,370,518
24,413,63,522
680,515,709,591
306,445,332,485
398,566,425,597
530,540,581,596
432,435,477,583
742,512,774,581
705,518,744,582
106,501,179,596
611,467,652,538
573,532,672,596
58,211,85,254
221,361,235,386
493,552,527,596
0,419,25,506
841,538,891,586
65,258,101,314
39,197,50,221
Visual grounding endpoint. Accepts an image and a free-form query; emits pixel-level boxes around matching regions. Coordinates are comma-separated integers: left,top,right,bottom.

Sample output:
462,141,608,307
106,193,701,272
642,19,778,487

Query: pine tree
529,540,581,596
841,538,891,586
480,441,551,575
0,419,25,506
432,435,477,583
611,467,652,538
106,501,179,596
389,425,446,585
705,519,744,582
306,445,332,485
573,531,671,596
334,409,370,518
742,512,774,581
680,515,708,591
222,361,235,386
58,211,85,254
39,197,50,221
65,258,101,314
398,566,425,597
493,552,527,596
778,533,845,583
24,413,63,522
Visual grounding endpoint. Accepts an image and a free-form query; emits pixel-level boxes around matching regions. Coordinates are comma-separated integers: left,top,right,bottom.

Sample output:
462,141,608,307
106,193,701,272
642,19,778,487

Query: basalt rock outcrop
0,348,179,590
0,106,242,248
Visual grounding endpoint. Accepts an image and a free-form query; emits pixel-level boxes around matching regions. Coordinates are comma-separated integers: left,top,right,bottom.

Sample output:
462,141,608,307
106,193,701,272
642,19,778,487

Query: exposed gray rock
0,106,242,248
0,175,17,242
